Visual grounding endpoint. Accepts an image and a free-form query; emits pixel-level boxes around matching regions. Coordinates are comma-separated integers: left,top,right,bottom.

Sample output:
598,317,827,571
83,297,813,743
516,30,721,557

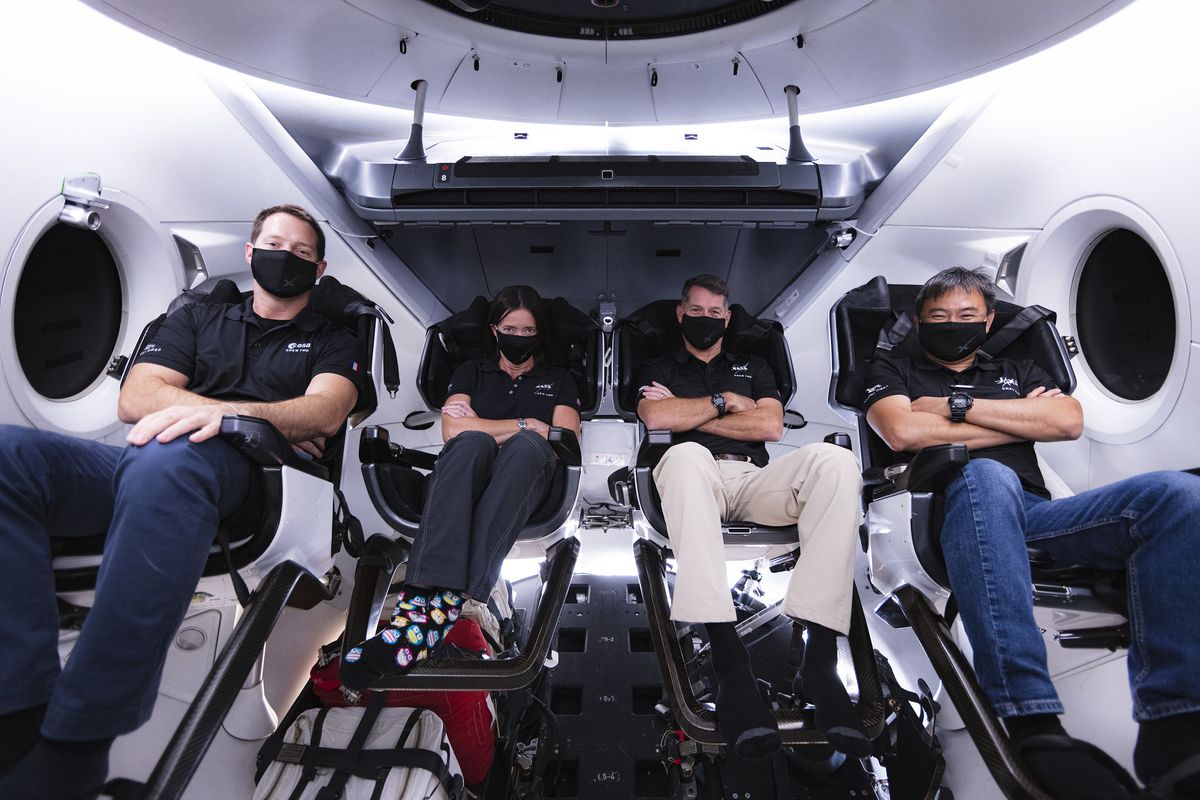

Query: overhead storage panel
648,55,773,123
440,52,565,121
738,41,842,116
557,64,656,124
367,35,472,107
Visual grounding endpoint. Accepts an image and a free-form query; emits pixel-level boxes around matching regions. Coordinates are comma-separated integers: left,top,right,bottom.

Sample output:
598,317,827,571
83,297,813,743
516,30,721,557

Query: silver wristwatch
516,417,528,431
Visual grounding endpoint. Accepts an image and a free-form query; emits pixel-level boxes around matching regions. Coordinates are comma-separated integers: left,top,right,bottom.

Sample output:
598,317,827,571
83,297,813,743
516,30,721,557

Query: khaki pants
652,441,862,634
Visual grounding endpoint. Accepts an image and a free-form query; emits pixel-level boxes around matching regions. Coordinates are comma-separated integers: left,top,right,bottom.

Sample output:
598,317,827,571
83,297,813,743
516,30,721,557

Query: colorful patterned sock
340,587,463,690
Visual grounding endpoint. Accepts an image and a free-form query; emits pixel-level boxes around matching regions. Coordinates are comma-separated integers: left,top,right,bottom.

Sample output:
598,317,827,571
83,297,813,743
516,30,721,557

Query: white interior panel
649,55,774,123
804,0,1122,101
440,51,565,121
556,63,658,124
92,0,404,95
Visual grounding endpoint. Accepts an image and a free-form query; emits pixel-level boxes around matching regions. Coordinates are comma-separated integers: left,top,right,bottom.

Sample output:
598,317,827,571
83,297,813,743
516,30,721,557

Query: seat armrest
636,429,674,467
896,443,969,493
547,427,582,466
358,424,438,471
219,415,329,480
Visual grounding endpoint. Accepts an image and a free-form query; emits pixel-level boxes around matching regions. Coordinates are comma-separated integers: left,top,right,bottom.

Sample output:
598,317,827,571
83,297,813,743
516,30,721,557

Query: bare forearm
118,379,222,423
965,397,1083,441
225,395,347,441
696,408,783,441
638,397,717,432
443,416,531,444
899,412,1023,451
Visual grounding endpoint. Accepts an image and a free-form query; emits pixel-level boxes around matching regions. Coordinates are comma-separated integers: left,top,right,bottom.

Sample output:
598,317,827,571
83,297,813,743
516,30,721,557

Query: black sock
705,622,780,760
1005,712,1066,745
0,704,45,779
1135,712,1200,792
340,586,463,690
793,621,871,758
0,736,112,800
1005,714,1132,799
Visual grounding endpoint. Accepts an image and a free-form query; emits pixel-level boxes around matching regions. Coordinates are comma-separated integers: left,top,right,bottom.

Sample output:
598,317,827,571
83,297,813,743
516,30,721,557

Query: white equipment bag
254,700,464,800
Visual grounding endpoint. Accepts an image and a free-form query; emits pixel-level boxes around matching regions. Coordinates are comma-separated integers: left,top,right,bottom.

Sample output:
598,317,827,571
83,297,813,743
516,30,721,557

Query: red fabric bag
311,619,496,785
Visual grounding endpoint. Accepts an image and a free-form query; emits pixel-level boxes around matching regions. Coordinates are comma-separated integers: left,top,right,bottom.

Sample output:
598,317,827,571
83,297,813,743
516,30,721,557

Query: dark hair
483,284,549,362
250,204,326,262
914,267,996,316
681,274,730,305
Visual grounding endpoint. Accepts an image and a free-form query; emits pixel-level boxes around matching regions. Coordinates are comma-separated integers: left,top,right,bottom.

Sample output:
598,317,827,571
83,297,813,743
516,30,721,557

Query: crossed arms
866,386,1083,453
440,394,582,445
636,382,784,442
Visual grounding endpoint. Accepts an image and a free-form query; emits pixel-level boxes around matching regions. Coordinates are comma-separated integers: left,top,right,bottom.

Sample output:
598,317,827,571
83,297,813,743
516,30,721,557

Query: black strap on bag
287,707,332,800
977,304,1053,361
261,701,464,800
316,693,387,800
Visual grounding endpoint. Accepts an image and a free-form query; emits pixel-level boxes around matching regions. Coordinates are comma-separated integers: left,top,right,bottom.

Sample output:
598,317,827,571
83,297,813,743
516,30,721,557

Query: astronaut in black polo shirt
864,267,1200,798
0,204,360,799
340,285,582,688
636,274,867,761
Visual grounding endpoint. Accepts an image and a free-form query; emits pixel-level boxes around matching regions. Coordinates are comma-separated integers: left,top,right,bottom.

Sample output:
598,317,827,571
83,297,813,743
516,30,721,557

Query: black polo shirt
446,358,580,424
862,352,1058,498
133,297,362,403
635,349,781,467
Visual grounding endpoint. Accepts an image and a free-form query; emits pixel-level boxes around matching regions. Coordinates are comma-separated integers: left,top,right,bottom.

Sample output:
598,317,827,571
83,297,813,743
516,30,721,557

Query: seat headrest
616,298,795,415
832,275,1077,412
420,296,601,415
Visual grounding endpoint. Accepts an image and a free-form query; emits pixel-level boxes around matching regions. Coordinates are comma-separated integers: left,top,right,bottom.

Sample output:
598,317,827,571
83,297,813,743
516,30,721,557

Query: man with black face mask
636,274,868,762
0,204,360,799
864,266,1200,799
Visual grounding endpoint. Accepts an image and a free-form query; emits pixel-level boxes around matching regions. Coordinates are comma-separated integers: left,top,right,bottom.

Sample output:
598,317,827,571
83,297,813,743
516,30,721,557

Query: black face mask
918,320,988,362
496,332,539,365
680,314,727,350
251,248,319,298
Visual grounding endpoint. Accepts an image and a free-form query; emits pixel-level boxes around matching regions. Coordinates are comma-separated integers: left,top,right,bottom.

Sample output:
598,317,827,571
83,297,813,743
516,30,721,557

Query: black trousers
405,429,556,598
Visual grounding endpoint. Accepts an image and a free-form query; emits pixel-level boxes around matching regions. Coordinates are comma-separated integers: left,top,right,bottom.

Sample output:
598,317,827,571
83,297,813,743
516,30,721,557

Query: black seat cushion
616,299,794,418
419,296,600,417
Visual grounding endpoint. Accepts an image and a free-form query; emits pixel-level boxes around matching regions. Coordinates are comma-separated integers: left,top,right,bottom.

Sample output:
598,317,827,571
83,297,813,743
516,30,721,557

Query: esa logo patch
285,342,311,352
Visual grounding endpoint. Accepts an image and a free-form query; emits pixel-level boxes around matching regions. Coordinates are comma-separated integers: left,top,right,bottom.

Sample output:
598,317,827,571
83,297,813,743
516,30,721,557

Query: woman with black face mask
341,285,583,687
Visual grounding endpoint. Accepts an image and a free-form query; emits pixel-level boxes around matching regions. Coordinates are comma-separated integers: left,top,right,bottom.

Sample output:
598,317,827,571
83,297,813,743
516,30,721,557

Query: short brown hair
681,274,729,305
250,204,325,261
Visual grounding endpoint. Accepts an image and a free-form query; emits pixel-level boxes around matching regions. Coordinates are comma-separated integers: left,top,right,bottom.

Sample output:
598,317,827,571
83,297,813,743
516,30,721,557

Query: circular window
14,224,123,399
1075,229,1175,401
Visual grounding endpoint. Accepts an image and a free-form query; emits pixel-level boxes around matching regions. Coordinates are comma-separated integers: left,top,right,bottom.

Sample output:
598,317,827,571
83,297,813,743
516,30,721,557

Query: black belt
714,453,752,463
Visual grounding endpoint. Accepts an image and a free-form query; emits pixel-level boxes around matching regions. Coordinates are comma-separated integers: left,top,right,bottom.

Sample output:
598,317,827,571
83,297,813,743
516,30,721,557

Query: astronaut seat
348,294,600,691
606,298,886,753
831,275,1130,799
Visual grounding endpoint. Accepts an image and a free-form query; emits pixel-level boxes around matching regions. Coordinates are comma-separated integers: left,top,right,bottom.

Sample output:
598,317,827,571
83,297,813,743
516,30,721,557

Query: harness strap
977,305,1053,360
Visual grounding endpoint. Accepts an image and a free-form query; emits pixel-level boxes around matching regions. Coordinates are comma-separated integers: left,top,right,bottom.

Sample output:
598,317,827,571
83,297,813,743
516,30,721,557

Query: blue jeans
405,430,556,599
940,458,1200,721
0,425,251,740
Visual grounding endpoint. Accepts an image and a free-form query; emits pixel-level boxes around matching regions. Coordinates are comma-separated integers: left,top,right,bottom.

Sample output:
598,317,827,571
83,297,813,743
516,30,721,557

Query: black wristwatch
948,392,973,423
711,393,727,418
